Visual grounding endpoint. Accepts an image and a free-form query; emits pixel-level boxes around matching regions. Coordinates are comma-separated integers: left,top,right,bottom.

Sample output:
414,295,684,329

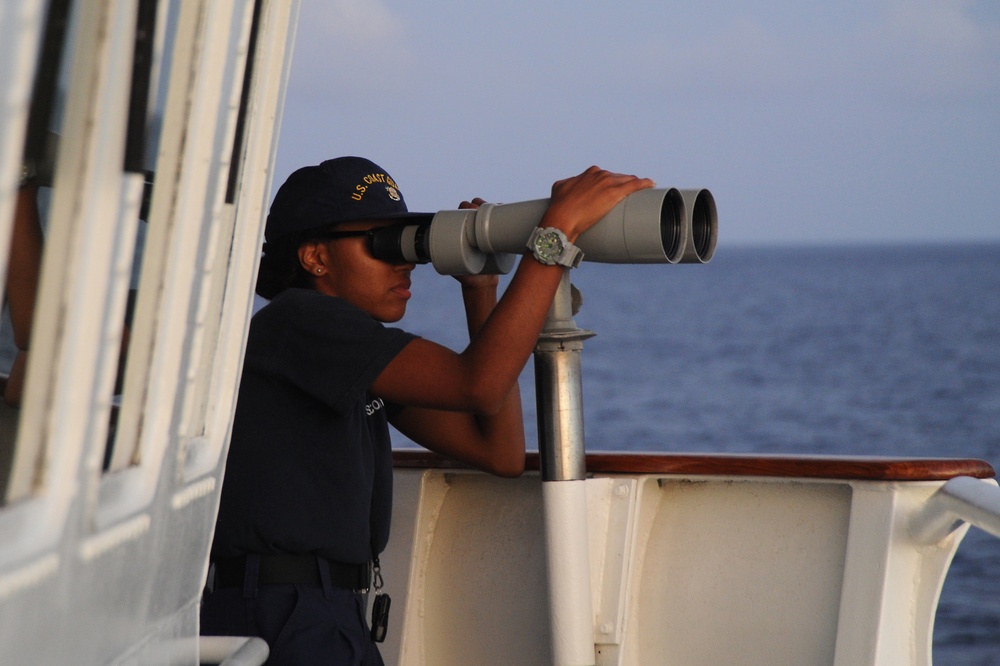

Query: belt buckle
354,561,371,594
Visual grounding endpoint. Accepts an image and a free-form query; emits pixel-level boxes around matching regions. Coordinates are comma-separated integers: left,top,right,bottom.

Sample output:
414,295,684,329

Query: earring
315,268,323,275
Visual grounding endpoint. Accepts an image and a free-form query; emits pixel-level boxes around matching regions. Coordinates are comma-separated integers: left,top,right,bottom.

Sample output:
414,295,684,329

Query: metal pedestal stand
535,270,597,666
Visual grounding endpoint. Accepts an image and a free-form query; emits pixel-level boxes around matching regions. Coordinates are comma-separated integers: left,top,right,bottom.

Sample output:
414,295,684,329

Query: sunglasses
315,223,431,265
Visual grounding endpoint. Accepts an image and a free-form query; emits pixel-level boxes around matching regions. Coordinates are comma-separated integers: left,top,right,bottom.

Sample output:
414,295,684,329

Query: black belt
212,554,370,592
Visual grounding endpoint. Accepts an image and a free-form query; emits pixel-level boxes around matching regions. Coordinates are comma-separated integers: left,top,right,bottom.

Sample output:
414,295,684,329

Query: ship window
0,0,79,504
225,0,262,206
0,0,178,501
104,0,259,476
0,0,263,503
100,0,172,472
175,0,262,478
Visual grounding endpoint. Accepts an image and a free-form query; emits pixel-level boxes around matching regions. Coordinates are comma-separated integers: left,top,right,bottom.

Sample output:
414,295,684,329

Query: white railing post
910,476,1000,545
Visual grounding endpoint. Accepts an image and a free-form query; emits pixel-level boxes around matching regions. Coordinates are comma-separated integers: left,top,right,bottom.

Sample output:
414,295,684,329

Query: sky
272,0,1000,247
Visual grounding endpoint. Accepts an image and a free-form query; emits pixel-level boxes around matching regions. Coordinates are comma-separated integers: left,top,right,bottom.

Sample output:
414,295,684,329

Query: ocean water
399,242,1000,664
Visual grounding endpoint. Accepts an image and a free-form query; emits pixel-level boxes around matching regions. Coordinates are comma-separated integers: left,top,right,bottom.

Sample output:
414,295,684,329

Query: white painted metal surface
382,467,993,666
0,1,299,663
911,475,1000,544
543,480,597,666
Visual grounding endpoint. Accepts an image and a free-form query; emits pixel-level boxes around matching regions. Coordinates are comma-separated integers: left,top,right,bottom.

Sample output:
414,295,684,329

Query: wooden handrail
393,449,995,482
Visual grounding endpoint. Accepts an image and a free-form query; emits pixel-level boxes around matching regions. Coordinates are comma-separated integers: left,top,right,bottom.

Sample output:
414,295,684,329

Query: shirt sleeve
247,289,417,416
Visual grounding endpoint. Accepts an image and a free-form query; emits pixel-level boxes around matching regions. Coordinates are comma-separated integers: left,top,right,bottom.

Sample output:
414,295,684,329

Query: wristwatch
526,227,584,268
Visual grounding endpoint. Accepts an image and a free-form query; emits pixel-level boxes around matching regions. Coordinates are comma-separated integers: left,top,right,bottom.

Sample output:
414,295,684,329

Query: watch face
535,231,564,261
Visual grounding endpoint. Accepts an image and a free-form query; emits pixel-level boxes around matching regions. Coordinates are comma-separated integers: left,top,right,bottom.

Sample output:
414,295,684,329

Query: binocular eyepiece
366,187,717,275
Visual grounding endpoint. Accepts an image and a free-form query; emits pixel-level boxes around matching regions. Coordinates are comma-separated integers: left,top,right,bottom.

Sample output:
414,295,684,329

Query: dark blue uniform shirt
211,288,416,564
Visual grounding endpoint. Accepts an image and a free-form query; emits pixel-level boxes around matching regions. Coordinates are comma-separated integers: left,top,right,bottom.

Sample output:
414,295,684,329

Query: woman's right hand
540,166,656,242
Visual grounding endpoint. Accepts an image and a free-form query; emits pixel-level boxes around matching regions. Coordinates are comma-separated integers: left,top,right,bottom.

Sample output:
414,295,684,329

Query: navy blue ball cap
264,156,432,242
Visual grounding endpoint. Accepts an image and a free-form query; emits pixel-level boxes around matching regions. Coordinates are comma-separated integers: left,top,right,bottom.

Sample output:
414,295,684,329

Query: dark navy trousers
201,583,385,666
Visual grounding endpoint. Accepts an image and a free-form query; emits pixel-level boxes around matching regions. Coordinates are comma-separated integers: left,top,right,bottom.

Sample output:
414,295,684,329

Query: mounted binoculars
369,188,717,275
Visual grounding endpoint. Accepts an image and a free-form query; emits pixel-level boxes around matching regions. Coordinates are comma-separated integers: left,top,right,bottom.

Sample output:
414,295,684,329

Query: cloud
289,0,413,98
620,0,1000,102
849,0,1000,98
655,16,797,90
